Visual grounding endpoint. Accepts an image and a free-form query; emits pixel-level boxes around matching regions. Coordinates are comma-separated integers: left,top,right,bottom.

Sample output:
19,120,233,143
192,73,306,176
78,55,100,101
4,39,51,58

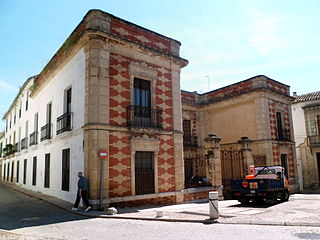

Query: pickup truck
230,166,290,204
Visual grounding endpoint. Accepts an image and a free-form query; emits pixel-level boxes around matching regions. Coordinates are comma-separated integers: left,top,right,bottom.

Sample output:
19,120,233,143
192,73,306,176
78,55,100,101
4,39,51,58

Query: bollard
209,191,219,219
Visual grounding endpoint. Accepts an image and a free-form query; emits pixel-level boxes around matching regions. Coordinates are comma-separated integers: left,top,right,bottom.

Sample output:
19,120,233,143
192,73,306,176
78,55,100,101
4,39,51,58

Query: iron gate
221,150,244,199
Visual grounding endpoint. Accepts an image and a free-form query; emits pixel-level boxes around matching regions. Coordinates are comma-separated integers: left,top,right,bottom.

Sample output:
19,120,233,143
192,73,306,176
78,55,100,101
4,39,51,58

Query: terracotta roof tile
293,91,320,103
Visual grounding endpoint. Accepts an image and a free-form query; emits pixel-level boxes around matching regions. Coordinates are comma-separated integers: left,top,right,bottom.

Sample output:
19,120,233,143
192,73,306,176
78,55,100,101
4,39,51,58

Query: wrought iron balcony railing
29,131,38,146
21,138,28,150
183,135,198,147
127,105,163,129
41,123,52,141
56,112,72,135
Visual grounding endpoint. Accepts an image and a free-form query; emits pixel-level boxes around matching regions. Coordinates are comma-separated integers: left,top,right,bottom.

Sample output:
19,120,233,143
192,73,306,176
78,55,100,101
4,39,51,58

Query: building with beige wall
181,75,299,195
292,91,320,190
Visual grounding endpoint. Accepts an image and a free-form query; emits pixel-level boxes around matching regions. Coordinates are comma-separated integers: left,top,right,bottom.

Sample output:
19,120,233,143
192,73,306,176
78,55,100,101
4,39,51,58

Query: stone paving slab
2,182,320,227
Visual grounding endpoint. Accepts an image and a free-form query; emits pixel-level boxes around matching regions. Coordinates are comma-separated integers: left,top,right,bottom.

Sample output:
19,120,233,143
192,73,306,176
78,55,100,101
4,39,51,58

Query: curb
2,183,320,227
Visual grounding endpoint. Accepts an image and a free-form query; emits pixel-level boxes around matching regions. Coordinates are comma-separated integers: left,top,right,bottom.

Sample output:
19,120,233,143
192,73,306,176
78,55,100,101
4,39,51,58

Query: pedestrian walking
72,171,91,212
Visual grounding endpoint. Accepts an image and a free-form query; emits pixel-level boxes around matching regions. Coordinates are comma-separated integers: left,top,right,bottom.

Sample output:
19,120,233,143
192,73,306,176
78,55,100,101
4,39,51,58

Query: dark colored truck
230,166,290,204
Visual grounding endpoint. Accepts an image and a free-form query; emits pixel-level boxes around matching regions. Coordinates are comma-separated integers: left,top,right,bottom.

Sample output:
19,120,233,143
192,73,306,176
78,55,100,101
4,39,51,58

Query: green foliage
2,144,16,157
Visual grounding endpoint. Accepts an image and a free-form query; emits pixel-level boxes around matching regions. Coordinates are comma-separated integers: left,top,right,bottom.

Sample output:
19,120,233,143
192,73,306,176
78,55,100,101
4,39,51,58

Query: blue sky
1,0,320,130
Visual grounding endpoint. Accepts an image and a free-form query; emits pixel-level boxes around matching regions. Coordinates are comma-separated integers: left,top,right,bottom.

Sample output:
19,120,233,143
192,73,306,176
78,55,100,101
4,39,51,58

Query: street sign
99,149,108,159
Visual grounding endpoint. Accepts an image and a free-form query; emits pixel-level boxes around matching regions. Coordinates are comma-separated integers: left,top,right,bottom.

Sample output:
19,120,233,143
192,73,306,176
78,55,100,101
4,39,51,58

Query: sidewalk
3,182,320,227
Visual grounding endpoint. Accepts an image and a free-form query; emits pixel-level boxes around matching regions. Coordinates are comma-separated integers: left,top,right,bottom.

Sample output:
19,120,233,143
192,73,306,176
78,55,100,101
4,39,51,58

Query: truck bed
231,178,285,194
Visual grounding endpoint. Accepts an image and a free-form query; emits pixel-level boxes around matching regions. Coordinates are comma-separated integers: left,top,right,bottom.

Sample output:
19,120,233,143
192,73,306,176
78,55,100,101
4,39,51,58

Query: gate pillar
205,133,223,199
238,136,254,175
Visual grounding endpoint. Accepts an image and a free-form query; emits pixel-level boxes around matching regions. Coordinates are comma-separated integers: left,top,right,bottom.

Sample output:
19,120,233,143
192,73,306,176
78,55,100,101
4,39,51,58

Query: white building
292,91,320,190
1,47,85,203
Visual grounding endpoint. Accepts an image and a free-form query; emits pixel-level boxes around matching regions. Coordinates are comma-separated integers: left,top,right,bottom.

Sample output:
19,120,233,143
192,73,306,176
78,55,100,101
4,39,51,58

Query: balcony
309,135,320,146
56,112,72,135
29,131,38,146
21,138,28,150
127,105,163,129
183,135,198,147
41,123,52,141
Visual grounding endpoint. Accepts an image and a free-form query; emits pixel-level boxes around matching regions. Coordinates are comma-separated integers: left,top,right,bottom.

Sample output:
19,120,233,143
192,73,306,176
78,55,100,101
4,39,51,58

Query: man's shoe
72,208,78,211
84,206,91,212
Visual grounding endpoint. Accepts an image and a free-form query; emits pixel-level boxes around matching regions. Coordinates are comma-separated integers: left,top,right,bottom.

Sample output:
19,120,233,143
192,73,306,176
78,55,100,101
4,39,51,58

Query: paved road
1,184,320,240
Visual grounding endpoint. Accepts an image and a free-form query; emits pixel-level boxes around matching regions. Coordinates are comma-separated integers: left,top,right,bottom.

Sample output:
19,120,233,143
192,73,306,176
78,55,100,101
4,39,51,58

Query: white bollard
209,191,219,219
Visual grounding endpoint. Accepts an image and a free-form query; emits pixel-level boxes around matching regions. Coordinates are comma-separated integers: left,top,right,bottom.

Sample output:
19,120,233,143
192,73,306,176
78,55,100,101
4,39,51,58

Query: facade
181,75,299,195
292,91,320,189
0,131,4,180
0,9,225,208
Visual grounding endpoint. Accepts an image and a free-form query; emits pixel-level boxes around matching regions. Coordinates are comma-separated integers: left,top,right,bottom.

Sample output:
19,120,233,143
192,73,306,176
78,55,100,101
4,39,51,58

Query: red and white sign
99,149,108,159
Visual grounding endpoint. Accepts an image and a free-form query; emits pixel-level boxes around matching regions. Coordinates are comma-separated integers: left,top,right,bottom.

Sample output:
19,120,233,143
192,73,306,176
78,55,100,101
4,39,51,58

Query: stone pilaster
238,136,254,175
83,36,111,202
205,133,223,199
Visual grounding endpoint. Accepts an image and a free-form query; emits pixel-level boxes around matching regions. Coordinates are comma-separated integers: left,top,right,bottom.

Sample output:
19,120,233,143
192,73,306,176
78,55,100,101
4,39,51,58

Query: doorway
135,151,155,195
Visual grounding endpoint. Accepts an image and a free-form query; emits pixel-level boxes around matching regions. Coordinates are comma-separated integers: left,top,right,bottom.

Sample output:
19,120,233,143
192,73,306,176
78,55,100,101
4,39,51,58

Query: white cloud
0,80,18,92
245,6,290,54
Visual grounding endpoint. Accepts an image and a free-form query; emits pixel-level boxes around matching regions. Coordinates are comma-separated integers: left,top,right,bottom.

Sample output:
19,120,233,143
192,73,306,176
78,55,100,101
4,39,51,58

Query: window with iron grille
7,162,10,181
44,153,50,188
11,162,14,182
62,149,70,191
135,151,155,195
3,164,6,181
32,157,37,186
23,159,27,184
16,161,19,183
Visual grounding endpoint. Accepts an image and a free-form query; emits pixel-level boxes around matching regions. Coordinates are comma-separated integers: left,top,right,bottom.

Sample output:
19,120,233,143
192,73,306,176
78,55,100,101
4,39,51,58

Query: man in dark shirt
72,171,91,212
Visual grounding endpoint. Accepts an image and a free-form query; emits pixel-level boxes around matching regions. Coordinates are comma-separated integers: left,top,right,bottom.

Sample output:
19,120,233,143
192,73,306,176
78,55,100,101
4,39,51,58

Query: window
26,92,29,111
41,103,52,141
135,151,155,195
16,161,20,183
134,78,151,109
57,88,72,135
32,157,37,186
62,149,70,191
65,87,72,113
3,164,6,181
44,154,50,188
276,112,284,141
19,102,22,118
317,115,320,135
23,159,27,184
47,102,52,124
30,113,39,146
0,142,2,158
11,162,14,182
7,162,10,181
281,154,288,178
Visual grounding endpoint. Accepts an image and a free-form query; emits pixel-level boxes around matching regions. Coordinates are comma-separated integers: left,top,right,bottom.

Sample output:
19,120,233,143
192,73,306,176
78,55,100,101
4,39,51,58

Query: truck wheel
281,190,289,202
266,193,277,205
239,199,249,205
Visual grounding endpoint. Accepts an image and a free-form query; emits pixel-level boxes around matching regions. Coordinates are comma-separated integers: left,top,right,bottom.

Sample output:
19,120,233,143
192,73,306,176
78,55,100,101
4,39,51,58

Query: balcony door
134,78,151,125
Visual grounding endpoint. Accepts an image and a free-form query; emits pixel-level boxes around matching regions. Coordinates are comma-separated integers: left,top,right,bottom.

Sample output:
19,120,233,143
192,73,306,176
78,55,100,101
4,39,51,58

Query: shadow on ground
0,183,88,231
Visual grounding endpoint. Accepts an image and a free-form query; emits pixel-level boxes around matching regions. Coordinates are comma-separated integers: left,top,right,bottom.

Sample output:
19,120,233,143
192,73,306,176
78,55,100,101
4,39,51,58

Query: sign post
99,149,108,210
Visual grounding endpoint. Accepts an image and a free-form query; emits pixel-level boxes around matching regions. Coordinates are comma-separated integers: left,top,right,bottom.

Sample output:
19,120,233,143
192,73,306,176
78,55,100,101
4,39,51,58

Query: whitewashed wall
1,48,85,203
